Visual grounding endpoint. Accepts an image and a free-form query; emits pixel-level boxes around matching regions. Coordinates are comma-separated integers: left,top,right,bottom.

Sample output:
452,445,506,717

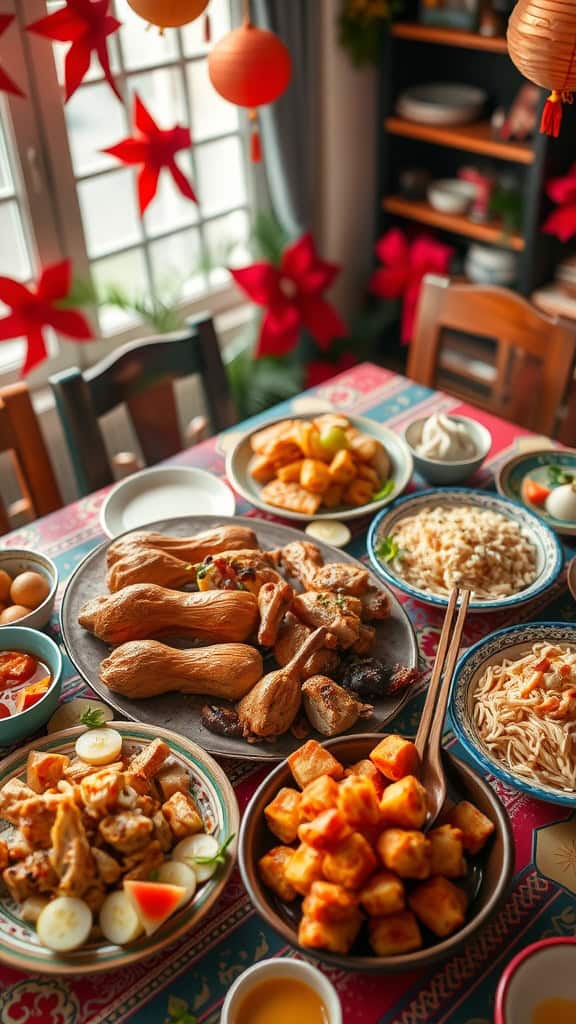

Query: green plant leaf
79,707,107,729
372,479,395,500
375,535,400,562
194,832,235,867
250,210,290,265
548,464,574,486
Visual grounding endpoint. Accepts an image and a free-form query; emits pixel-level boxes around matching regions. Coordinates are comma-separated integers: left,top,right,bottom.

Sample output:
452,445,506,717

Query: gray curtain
251,0,320,236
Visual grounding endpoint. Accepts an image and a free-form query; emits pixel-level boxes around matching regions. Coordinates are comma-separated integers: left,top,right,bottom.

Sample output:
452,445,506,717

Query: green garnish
335,594,348,609
315,593,330,607
80,706,107,729
194,833,235,867
376,535,401,562
548,464,575,486
195,564,209,581
165,996,198,1024
372,479,395,501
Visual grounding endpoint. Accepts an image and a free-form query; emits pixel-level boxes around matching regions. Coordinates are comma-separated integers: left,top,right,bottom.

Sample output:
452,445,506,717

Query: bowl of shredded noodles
367,488,563,612
451,622,576,805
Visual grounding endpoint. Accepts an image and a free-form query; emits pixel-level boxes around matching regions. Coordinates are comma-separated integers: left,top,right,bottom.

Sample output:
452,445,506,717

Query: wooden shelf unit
384,117,534,165
391,22,508,53
382,195,525,251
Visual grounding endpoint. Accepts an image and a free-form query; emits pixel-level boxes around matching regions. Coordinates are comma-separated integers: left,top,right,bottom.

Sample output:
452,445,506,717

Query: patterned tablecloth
0,362,574,1024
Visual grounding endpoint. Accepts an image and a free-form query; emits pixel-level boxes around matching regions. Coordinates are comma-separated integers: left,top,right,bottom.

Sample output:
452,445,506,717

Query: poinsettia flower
103,95,197,216
27,0,121,102
0,261,93,375
230,233,347,358
305,352,356,388
369,228,453,343
0,15,25,97
542,163,576,242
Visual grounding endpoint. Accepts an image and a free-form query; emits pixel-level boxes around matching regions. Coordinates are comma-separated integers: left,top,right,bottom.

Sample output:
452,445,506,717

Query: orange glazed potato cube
258,846,298,902
343,479,374,508
300,458,332,495
302,880,359,922
250,454,276,484
298,809,351,851
323,832,378,890
322,484,343,509
370,735,420,781
444,801,495,855
359,870,405,917
377,829,431,880
284,843,325,895
276,459,304,483
329,449,357,485
338,775,381,829
264,787,301,844
409,876,468,938
429,825,466,879
298,910,363,955
299,774,340,822
288,740,344,789
380,776,428,830
368,910,422,956
345,759,386,799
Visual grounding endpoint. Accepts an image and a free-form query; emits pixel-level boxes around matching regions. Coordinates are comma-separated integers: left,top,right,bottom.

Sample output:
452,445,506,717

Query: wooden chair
408,275,576,438
0,383,62,535
49,315,237,497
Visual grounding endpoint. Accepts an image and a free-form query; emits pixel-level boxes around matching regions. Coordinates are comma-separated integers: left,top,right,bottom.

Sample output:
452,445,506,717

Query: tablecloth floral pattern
0,363,574,1024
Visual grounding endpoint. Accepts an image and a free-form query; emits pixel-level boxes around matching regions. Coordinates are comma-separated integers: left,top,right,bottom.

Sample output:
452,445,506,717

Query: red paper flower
369,228,453,343
305,352,356,389
0,16,25,97
0,261,93,375
230,233,347,358
542,163,576,242
103,95,198,216
27,0,121,102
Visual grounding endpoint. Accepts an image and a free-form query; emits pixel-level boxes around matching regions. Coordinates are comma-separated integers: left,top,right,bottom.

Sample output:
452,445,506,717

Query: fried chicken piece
107,546,197,593
0,778,36,825
251,419,300,455
129,739,170,780
123,840,165,881
309,564,371,596
107,525,259,567
302,676,373,737
292,592,362,649
3,851,58,902
0,839,8,872
80,769,124,817
99,811,153,854
19,796,62,849
274,613,340,678
258,579,294,646
50,800,94,898
91,846,122,886
153,811,173,852
197,550,280,595
280,541,325,588
352,625,376,655
361,585,391,621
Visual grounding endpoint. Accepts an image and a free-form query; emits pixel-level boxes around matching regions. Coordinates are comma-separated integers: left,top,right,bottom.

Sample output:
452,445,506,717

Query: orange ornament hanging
127,0,210,37
507,0,576,138
207,4,292,162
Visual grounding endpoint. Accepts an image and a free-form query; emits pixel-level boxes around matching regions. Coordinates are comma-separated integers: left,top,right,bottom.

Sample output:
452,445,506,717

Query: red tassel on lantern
541,90,563,137
249,110,262,162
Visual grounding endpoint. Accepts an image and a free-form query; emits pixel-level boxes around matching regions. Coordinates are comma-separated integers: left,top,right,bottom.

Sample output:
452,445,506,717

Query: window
0,0,253,382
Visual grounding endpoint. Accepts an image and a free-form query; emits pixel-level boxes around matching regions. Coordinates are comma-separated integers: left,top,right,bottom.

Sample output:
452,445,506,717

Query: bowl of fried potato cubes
226,413,413,522
239,733,513,972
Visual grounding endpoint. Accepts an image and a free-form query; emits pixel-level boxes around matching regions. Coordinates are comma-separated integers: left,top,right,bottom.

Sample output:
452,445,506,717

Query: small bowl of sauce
0,627,62,744
221,958,341,1024
495,938,576,1024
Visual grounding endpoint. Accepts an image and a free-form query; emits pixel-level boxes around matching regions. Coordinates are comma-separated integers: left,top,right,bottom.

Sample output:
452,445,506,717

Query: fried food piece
409,876,468,938
443,801,495,855
27,752,70,794
429,825,466,879
368,910,422,955
308,563,370,596
288,739,344,789
370,736,420,781
302,880,359,922
351,626,376,655
106,525,259,567
50,800,94,898
298,910,363,955
344,759,385,799
360,871,405,917
155,763,191,801
380,776,428,830
279,541,324,588
92,847,122,886
292,592,361,649
277,459,305,484
322,484,344,508
250,454,277,484
3,852,58,903
377,829,431,880
162,791,203,838
200,704,243,738
274,613,340,679
106,546,197,593
329,450,357,485
264,787,302,843
258,846,298,902
299,775,340,822
259,480,321,517
302,676,373,737
337,775,381,829
300,459,332,495
0,778,36,825
322,832,378,890
361,585,392,622
284,844,325,895
129,739,169,780
298,809,352,851
257,580,294,647
99,811,153,854
344,478,374,507
251,419,300,455
123,839,165,881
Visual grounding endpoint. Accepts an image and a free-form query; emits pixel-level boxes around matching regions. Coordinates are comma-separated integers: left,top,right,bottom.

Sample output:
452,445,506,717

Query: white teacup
220,957,342,1023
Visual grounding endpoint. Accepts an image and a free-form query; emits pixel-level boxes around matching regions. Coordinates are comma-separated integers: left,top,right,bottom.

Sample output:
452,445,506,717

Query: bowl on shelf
404,415,492,484
427,179,477,215
495,937,576,1024
396,83,487,125
464,244,518,285
0,626,62,745
0,549,58,631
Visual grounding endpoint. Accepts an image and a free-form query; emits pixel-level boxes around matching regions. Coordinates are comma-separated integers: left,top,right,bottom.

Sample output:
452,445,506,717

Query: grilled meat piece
257,579,294,646
279,541,324,588
351,624,376,655
123,839,164,881
361,585,391,621
302,676,373,736
91,846,122,886
107,546,197,593
292,592,362,649
3,851,58,903
99,811,153,854
387,664,422,695
0,779,36,826
200,704,243,738
309,563,370,596
274,613,340,678
107,525,259,567
50,800,94,898
339,658,420,700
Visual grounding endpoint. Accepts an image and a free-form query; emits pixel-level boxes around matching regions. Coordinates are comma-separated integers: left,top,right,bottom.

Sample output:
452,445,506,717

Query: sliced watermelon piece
124,880,187,936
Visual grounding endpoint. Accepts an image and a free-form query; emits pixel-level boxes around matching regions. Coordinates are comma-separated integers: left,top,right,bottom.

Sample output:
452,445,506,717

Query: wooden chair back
0,383,62,535
49,314,237,497
408,275,576,437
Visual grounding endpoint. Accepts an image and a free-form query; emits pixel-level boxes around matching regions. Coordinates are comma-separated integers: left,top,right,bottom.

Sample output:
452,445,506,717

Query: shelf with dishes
381,195,525,252
384,117,534,166
391,22,508,53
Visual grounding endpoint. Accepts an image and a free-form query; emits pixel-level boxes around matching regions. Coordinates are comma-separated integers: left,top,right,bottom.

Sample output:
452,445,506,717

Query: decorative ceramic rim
0,625,62,727
568,557,576,601
494,937,576,1024
450,621,576,806
0,721,239,975
496,448,576,537
367,487,564,611
404,415,492,468
100,466,237,538
0,549,59,629
225,412,414,522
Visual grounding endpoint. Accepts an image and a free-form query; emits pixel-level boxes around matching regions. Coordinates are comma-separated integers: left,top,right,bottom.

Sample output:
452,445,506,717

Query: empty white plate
100,466,236,538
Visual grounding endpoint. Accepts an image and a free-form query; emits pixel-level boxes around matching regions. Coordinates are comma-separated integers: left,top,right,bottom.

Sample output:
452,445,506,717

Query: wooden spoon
415,587,471,827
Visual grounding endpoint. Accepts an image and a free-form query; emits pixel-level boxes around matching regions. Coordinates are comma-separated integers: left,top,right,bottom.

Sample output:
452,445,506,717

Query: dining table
0,360,575,1024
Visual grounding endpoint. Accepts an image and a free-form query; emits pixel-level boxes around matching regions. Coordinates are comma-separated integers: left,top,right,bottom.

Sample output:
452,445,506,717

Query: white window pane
196,137,247,217
0,114,14,197
78,170,141,259
187,59,238,141
0,339,24,371
143,153,199,238
183,0,231,56
205,208,250,286
0,203,32,278
47,1,120,85
115,0,178,70
149,229,205,301
125,67,188,127
92,249,151,336
66,83,128,177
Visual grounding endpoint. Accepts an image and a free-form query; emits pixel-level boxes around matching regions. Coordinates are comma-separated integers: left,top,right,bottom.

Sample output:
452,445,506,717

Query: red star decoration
369,228,453,343
542,163,576,242
0,261,93,376
27,0,121,103
103,95,198,216
0,16,25,97
230,233,347,358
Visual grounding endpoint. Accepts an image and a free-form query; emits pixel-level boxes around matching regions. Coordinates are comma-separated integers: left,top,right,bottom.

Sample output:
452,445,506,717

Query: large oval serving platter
0,721,238,975
61,516,418,761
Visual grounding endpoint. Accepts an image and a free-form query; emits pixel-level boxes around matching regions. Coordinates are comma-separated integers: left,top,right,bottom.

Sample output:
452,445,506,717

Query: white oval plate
100,466,236,538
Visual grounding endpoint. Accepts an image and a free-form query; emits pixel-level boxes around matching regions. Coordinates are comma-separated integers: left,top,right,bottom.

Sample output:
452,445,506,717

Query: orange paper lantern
127,0,211,37
507,0,576,137
208,18,292,161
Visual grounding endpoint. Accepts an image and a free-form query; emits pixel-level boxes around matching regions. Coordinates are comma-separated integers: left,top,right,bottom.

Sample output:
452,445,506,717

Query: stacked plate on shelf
396,83,487,125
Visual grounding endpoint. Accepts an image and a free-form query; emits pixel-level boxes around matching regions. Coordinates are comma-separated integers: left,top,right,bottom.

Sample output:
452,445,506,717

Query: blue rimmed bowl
496,448,576,537
367,488,564,613
451,622,576,806
0,626,62,746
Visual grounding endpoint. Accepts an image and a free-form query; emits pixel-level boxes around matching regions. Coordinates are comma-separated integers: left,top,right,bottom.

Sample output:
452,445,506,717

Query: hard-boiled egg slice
99,891,144,946
158,861,197,901
36,897,92,952
172,834,219,883
75,727,123,766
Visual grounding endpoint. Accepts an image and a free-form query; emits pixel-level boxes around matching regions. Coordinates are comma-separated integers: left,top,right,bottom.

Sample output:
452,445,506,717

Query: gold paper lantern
507,0,576,137
127,0,210,35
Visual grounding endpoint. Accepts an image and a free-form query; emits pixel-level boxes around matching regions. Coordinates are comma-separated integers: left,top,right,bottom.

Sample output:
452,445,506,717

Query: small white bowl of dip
220,957,342,1024
404,413,492,485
